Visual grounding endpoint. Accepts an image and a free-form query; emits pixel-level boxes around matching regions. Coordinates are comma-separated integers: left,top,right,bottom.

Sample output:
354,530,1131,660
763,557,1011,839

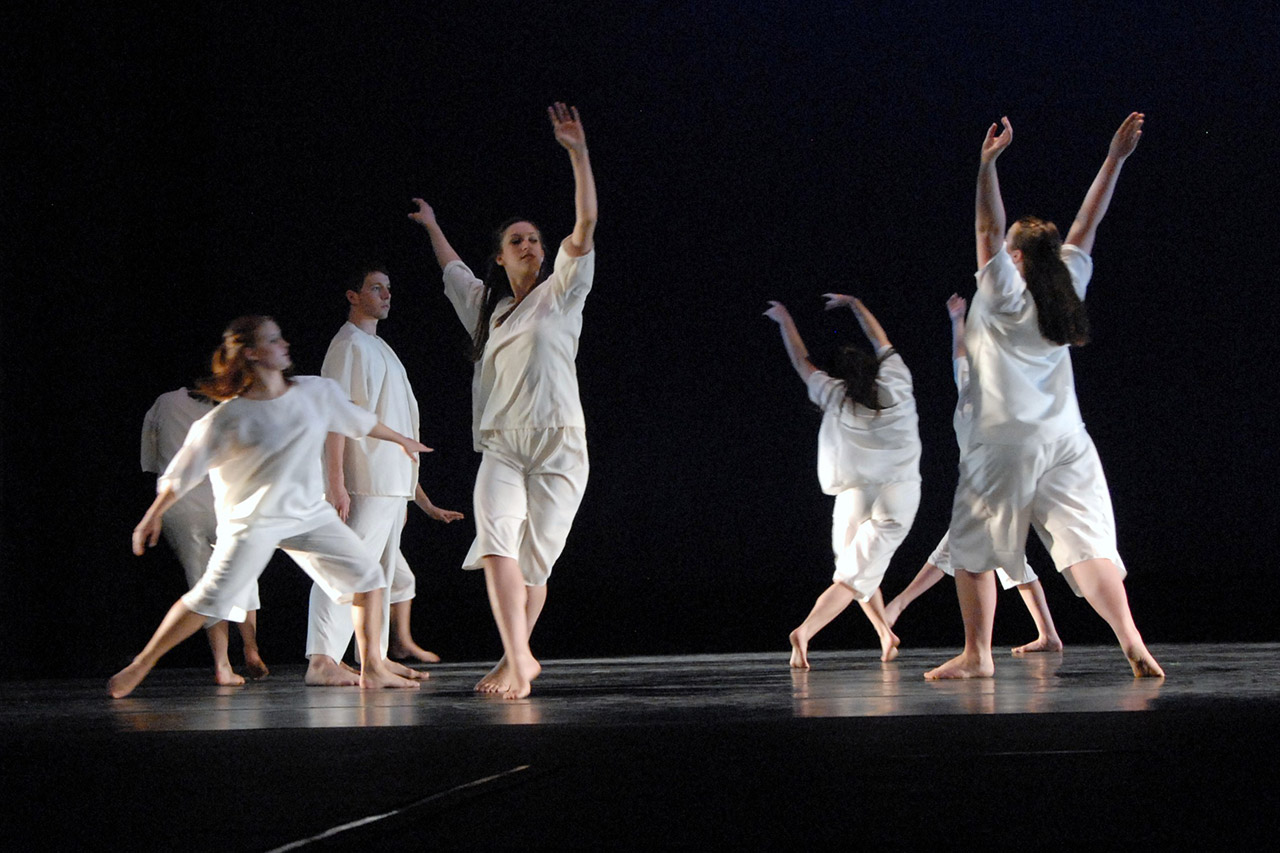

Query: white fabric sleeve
1060,244,1094,300
952,357,969,396
157,414,219,498
805,368,846,414
141,399,162,473
546,243,595,311
320,338,369,409
874,351,913,406
320,377,380,439
442,260,485,334
975,245,1026,315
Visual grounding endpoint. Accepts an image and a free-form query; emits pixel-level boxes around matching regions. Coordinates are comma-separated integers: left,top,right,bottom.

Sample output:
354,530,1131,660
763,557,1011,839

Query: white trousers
182,515,383,623
830,480,921,601
163,494,261,613
927,530,1034,590
948,427,1125,593
464,428,588,586
305,495,413,661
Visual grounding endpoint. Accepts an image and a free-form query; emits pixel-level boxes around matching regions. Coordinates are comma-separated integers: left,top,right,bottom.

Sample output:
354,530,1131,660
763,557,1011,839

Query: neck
243,368,288,399
510,273,538,303
349,311,378,335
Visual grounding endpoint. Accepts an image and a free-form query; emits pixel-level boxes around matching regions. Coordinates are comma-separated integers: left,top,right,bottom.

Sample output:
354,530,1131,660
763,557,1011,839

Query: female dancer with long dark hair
110,315,430,697
410,103,597,699
765,295,922,667
926,113,1162,679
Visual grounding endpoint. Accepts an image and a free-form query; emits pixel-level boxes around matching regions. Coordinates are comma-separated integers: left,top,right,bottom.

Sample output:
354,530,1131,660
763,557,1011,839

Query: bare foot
788,629,810,670
385,659,430,681
500,656,541,700
213,665,247,687
924,651,995,680
389,639,441,664
305,655,360,687
1011,636,1064,655
877,627,901,663
475,657,510,693
242,653,270,680
884,598,903,629
360,666,422,690
1124,645,1165,678
107,659,152,699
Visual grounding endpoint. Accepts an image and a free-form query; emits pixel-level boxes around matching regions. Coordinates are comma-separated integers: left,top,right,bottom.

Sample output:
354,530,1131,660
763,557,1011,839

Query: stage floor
4,643,1277,849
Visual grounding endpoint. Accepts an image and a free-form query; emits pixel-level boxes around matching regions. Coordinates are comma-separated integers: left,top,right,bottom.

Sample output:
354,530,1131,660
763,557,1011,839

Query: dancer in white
305,268,464,686
110,315,430,698
925,113,1162,679
765,295,922,668
142,388,269,683
410,102,596,699
883,295,1062,655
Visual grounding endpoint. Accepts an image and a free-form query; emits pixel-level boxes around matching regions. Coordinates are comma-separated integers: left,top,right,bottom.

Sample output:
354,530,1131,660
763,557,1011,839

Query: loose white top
805,347,922,494
142,388,217,512
967,244,1092,445
159,376,378,531
443,244,594,450
321,322,420,497
952,357,974,452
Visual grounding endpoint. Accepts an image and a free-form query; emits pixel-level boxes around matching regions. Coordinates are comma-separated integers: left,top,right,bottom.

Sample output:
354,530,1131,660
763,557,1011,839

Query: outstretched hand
408,197,438,229
981,116,1013,163
822,293,857,312
1109,112,1144,161
401,438,434,460
763,300,793,325
947,294,967,321
549,102,587,152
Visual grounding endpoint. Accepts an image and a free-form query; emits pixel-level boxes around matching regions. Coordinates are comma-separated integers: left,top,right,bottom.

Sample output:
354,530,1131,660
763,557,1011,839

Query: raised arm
976,116,1012,268
824,293,891,350
408,198,463,270
1065,112,1144,255
763,301,816,382
549,103,596,257
947,294,968,360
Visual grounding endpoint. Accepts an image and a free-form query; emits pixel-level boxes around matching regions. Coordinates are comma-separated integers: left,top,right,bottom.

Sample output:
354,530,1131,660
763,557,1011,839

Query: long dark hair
834,345,890,412
1010,216,1090,347
196,315,290,401
470,217,548,362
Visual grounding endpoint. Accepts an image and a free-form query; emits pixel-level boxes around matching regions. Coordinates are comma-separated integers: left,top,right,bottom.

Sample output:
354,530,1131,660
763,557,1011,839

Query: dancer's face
495,222,544,282
247,320,292,371
348,272,391,321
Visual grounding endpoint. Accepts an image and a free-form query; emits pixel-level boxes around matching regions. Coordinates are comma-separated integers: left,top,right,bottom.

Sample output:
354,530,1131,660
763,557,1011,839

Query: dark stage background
7,2,1277,677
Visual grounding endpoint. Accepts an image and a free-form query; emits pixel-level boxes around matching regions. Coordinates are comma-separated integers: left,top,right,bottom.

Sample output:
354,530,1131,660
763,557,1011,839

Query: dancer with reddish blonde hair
110,315,430,698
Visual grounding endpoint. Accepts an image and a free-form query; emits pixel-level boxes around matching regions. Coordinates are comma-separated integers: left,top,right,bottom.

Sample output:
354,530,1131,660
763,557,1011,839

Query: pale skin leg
858,589,901,662
108,601,210,698
476,583,547,693
237,610,269,679
884,563,945,628
1066,558,1163,677
924,569,997,679
388,600,441,663
477,555,541,699
788,582,855,669
1010,580,1064,654
204,621,245,686
351,588,422,690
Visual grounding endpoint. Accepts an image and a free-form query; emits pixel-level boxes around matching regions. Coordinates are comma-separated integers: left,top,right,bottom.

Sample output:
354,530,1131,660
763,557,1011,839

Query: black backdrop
7,1,1278,677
